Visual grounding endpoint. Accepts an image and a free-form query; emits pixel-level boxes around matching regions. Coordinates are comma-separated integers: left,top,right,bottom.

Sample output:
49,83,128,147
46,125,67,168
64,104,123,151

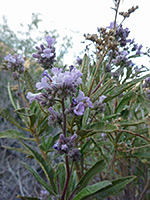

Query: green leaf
0,129,33,140
118,120,145,127
22,162,55,195
7,82,17,109
115,91,135,113
74,181,112,200
20,140,57,194
81,53,89,83
93,176,136,200
91,121,118,133
77,129,96,138
17,195,40,200
24,69,37,93
56,163,66,193
90,79,114,102
0,107,28,131
82,107,89,129
2,145,30,155
103,74,150,103
75,160,106,192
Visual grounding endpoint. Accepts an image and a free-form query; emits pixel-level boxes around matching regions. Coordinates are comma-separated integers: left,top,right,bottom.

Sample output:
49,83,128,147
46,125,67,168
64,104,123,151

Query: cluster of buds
117,142,129,152
53,133,81,162
119,6,139,19
93,95,106,113
3,53,25,79
85,27,119,52
32,35,56,69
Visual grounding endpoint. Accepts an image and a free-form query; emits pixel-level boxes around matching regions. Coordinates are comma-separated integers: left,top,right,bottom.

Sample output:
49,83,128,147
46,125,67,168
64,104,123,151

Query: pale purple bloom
26,92,42,103
41,48,54,59
32,35,56,69
72,90,92,116
73,102,85,116
46,35,55,47
36,76,50,90
4,53,25,75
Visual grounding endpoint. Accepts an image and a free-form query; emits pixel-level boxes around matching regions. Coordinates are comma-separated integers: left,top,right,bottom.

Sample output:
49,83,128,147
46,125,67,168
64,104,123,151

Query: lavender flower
112,50,134,67
72,90,93,116
53,133,81,161
4,53,25,78
76,56,82,65
32,35,56,69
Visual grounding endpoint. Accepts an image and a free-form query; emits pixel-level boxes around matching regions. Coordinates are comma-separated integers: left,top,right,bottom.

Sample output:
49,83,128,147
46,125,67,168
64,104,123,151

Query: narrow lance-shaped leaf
93,176,136,200
19,140,57,194
24,69,37,93
103,74,150,103
22,162,55,195
0,107,28,131
7,82,17,110
0,129,34,140
90,79,114,102
2,145,30,155
75,160,106,193
74,181,112,200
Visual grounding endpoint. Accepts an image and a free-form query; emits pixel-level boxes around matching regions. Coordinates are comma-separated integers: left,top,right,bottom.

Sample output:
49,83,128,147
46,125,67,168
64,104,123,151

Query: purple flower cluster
107,22,131,47
27,66,83,106
76,56,82,65
112,50,134,67
4,53,25,79
131,43,143,56
53,133,81,161
32,35,56,69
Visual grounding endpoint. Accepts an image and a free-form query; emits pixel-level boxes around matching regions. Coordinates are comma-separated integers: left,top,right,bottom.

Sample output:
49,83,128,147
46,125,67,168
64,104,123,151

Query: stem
31,128,48,162
88,51,107,97
61,155,70,200
17,77,26,108
62,98,67,137
113,0,121,29
118,129,150,142
105,148,117,179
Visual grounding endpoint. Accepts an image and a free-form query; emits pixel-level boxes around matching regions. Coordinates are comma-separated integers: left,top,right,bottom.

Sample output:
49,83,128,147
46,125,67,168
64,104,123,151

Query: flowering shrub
1,1,150,200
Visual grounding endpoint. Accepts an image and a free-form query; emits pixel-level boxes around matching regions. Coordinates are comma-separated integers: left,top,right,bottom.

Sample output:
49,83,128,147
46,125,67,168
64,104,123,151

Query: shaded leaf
93,176,136,200
20,140,57,194
7,82,17,109
103,74,150,103
74,181,112,200
24,69,37,93
0,107,28,131
22,162,55,195
0,129,33,140
56,163,66,193
2,146,30,155
90,79,113,102
75,160,106,192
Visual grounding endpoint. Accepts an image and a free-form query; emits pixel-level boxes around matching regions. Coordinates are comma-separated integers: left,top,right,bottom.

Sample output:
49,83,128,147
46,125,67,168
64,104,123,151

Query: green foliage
75,160,106,192
74,181,112,200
